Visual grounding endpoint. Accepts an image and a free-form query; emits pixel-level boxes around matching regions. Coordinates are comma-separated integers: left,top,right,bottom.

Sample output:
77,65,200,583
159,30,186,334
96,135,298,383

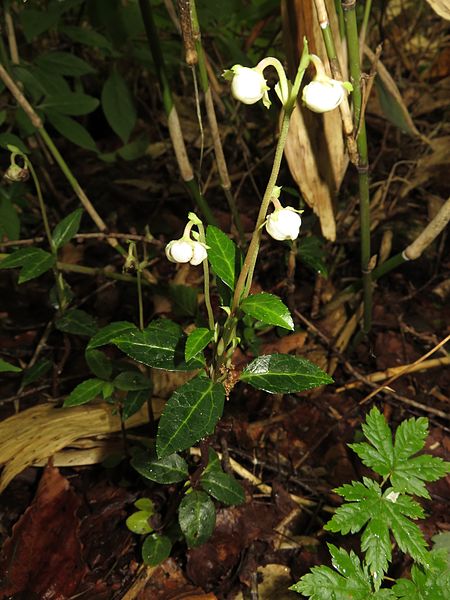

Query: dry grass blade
0,399,165,493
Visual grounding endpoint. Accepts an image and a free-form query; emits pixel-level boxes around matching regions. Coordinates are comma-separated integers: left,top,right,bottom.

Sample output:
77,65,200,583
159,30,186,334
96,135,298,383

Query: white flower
302,79,346,113
266,207,302,241
302,54,352,114
165,238,207,266
190,241,208,265
225,65,268,105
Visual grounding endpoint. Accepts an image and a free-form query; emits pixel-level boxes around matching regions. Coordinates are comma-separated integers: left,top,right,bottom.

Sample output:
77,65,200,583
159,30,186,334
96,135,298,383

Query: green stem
212,41,310,379
138,0,216,225
196,224,215,331
25,157,65,310
136,269,144,331
342,0,372,333
56,261,152,286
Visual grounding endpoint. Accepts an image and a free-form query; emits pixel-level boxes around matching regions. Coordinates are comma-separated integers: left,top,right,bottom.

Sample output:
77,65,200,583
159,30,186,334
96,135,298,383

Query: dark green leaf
41,93,99,116
361,517,391,587
0,358,22,373
0,247,55,283
376,77,419,137
0,195,20,241
122,389,148,420
185,328,213,362
298,236,328,276
55,309,98,337
206,225,240,290
131,449,188,484
240,292,294,330
156,377,225,458
142,533,172,566
117,134,150,161
113,371,151,391
31,67,71,97
64,378,105,407
21,359,52,387
113,319,201,371
169,284,199,318
36,51,96,76
126,511,153,534
240,353,333,393
101,68,136,143
61,25,114,52
203,448,222,476
101,381,115,400
46,111,97,152
20,7,61,41
349,407,394,476
85,349,112,380
179,491,216,548
52,208,83,249
201,470,245,505
0,133,29,154
87,321,135,349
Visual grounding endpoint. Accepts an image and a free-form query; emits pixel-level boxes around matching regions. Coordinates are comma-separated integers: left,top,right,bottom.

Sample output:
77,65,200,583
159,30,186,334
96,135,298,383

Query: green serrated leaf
142,533,172,566
350,407,394,476
122,389,148,420
361,517,391,587
45,110,97,152
291,545,374,599
113,319,202,371
200,470,245,505
64,378,105,407
36,51,96,76
52,208,83,249
240,292,294,330
0,358,22,373
41,93,99,116
55,309,98,337
239,353,333,393
87,321,135,350
391,454,450,499
206,225,241,290
179,491,216,548
101,68,136,143
185,328,213,362
156,377,225,458
21,359,52,387
131,449,188,484
113,371,151,391
325,480,381,535
0,247,55,283
126,511,153,534
85,349,112,380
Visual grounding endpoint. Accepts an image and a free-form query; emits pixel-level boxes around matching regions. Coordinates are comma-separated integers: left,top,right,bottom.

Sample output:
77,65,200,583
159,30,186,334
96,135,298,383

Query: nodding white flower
266,206,302,241
302,54,352,113
165,238,207,266
223,65,269,106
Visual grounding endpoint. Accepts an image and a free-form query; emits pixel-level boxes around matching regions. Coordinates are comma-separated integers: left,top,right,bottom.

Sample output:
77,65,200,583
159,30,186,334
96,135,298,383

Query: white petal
166,239,194,263
231,66,267,105
302,80,345,113
190,242,208,265
266,208,301,241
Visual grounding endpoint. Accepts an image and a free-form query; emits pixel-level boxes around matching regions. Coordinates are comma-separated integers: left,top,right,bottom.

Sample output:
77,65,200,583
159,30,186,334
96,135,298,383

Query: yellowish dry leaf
425,0,450,20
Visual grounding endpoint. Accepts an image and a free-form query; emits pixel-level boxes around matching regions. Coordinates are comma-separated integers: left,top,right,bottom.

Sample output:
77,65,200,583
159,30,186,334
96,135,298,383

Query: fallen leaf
0,464,87,599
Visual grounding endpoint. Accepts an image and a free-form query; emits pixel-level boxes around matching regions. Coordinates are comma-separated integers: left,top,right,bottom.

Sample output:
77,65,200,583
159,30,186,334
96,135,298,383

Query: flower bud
226,65,268,105
4,163,29,182
266,207,302,241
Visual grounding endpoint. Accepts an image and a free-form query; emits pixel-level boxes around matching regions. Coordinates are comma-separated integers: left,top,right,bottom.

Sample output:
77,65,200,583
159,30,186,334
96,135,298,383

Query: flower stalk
342,0,373,334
